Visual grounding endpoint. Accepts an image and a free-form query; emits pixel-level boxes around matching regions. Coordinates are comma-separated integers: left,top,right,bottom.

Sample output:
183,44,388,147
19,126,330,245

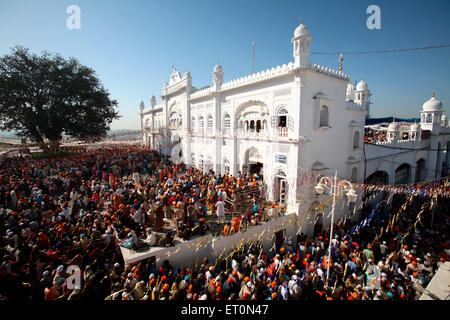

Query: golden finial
432,90,435,97
339,53,343,71
300,18,303,24
393,117,396,123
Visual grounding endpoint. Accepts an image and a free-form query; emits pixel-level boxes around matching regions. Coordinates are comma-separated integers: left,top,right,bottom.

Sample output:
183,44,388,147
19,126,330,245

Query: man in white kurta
215,198,225,223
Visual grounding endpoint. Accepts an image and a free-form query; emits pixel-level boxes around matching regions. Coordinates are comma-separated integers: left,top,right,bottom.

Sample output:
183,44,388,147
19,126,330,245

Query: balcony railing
278,127,288,138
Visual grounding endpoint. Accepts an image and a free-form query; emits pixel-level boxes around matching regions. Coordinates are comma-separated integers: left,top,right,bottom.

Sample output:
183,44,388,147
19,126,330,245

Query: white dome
387,121,399,131
346,82,355,100
294,20,310,38
356,79,368,91
422,93,442,112
214,62,222,72
347,82,355,93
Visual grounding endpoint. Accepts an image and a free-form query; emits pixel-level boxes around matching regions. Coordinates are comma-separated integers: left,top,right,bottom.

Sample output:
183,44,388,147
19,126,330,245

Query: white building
364,92,449,185
140,20,442,216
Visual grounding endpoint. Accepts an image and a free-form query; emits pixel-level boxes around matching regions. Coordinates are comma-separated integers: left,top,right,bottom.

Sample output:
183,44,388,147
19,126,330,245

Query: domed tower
387,119,399,142
292,18,312,68
354,77,371,115
409,121,421,141
346,80,356,102
150,95,156,108
212,61,223,91
420,91,443,132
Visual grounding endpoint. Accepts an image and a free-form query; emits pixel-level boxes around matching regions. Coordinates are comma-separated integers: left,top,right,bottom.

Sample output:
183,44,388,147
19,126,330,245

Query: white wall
121,213,300,267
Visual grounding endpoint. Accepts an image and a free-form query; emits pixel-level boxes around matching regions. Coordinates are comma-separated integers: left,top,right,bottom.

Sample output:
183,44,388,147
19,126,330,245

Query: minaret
387,118,399,142
292,18,312,68
212,61,224,91
355,77,371,116
420,91,443,132
150,95,156,108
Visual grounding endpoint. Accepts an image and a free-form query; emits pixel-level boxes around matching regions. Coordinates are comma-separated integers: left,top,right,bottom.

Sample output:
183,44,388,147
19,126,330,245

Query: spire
432,90,435,97
338,53,343,71
300,17,303,24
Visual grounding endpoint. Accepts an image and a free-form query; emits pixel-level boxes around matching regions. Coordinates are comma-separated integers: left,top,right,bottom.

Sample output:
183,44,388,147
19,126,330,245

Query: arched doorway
415,158,426,182
243,147,264,176
395,163,411,184
274,169,288,205
365,171,389,185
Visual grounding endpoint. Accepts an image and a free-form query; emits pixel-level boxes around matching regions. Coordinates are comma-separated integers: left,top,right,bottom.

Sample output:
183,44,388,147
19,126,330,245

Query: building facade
364,92,449,185
140,20,374,214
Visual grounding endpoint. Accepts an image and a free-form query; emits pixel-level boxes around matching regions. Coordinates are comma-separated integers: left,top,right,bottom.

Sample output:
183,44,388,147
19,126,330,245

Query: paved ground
419,261,450,300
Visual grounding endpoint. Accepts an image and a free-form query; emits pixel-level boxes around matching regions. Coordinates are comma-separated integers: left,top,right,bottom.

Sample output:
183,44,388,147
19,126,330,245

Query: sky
0,0,449,130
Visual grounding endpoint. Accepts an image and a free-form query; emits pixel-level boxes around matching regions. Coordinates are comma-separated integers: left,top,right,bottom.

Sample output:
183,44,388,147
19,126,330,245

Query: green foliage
0,46,120,148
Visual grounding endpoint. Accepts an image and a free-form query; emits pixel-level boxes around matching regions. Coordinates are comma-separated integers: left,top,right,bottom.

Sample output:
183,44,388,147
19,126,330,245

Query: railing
278,127,288,138
224,186,264,215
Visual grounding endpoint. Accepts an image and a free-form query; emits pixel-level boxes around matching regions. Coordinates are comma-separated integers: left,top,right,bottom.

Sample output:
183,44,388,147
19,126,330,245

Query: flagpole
252,41,255,73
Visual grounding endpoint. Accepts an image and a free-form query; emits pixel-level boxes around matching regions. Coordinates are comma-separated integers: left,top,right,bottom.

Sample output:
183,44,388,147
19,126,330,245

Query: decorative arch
395,163,411,184
415,158,426,182
234,100,270,132
365,170,389,185
235,100,270,118
275,104,288,116
207,114,213,129
353,131,360,149
320,105,329,127
223,113,231,129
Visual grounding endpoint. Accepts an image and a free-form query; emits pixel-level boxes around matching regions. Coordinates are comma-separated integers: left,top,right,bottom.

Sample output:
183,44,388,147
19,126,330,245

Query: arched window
245,120,249,131
415,158,426,182
250,120,255,132
223,113,231,129
320,105,329,127
207,114,213,129
395,163,411,184
191,116,196,129
199,116,204,129
421,114,425,122
426,114,432,123
256,120,262,133
353,131,360,149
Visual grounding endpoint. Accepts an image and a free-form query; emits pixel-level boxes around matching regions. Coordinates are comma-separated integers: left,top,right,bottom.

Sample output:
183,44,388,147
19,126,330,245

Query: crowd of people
364,128,387,144
0,145,448,301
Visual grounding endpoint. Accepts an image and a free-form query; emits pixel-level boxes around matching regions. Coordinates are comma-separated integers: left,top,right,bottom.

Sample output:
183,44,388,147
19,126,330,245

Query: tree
0,46,120,151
